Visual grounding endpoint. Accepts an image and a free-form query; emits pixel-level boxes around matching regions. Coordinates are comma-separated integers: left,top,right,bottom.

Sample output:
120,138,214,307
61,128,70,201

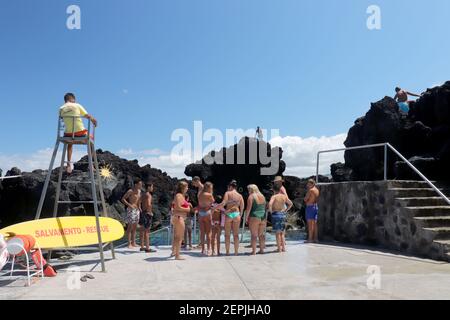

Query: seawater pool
115,227,306,247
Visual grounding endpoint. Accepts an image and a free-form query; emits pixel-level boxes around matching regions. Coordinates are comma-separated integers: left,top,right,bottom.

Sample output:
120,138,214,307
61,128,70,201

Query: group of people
122,176,320,261
58,93,322,260
121,180,157,253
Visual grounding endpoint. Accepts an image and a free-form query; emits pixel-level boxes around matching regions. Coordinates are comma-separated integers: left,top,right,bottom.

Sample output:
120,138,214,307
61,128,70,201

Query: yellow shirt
59,103,88,134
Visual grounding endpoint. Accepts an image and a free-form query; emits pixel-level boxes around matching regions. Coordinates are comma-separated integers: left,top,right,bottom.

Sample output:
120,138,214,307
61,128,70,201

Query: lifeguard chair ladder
34,114,115,272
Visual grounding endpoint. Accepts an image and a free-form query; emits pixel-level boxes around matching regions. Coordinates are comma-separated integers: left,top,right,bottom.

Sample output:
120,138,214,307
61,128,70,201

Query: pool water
117,228,306,247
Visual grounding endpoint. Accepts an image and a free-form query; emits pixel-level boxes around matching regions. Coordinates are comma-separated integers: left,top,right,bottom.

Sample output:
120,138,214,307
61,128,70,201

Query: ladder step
64,161,90,165
57,201,95,204
61,181,97,184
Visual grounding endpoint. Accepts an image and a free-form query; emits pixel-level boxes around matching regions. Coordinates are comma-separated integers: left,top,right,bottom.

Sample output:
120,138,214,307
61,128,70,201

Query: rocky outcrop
184,137,330,228
333,82,450,182
185,137,286,199
0,150,177,229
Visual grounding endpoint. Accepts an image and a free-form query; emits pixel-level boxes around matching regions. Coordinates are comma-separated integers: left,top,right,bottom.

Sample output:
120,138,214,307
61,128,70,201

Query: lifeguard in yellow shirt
59,93,97,174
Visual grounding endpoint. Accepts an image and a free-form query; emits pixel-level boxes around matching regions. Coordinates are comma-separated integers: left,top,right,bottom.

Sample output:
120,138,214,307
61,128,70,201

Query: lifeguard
59,93,97,173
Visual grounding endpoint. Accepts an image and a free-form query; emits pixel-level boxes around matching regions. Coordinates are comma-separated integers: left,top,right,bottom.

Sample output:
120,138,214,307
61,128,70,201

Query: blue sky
1,0,450,177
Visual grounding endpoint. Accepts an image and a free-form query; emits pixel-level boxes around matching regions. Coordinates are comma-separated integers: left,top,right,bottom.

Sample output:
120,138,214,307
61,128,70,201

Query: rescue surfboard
0,216,124,249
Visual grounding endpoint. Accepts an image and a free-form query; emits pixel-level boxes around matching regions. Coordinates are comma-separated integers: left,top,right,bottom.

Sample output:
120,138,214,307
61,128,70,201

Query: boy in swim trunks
140,182,157,253
122,179,142,249
183,194,194,250
304,179,320,243
268,184,293,253
211,197,225,256
59,93,97,174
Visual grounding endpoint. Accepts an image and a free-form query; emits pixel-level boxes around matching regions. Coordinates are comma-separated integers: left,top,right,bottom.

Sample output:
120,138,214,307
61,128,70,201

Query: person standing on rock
122,179,142,249
268,184,293,253
139,182,156,253
255,127,264,140
394,87,421,114
197,182,215,256
217,180,245,256
171,181,191,260
245,184,267,255
59,93,97,174
304,179,320,243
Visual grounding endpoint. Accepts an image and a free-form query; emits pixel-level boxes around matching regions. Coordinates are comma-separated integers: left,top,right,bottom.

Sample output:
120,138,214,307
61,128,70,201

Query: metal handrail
316,142,450,205
0,176,22,180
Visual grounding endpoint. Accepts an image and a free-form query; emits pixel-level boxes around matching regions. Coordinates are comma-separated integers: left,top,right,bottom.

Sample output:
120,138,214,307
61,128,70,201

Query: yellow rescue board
0,216,124,249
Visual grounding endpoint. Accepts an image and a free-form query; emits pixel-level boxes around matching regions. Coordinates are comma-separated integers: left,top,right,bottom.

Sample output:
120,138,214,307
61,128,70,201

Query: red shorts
64,130,94,140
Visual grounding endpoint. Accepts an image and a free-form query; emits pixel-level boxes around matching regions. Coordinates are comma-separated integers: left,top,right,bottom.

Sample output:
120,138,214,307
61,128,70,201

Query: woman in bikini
245,184,267,255
217,180,244,256
197,182,215,255
171,181,191,260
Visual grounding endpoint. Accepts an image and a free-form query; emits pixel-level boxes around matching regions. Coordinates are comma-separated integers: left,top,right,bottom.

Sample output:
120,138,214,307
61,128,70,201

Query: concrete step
433,239,450,246
414,216,450,228
389,188,445,198
396,197,450,207
388,180,437,189
423,227,450,240
404,206,450,217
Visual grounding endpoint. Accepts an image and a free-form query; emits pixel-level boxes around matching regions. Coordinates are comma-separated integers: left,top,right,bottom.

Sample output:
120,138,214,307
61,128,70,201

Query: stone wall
317,181,446,261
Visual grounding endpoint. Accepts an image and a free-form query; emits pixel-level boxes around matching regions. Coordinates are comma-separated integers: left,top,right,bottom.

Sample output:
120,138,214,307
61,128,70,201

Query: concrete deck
1,241,450,300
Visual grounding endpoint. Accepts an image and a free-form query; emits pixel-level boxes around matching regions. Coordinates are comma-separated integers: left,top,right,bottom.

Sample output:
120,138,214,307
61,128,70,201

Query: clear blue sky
1,0,449,157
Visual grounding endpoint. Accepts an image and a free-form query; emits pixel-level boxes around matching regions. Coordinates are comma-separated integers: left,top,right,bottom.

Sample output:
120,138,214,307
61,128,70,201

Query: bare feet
66,162,73,174
257,250,264,255
175,256,186,260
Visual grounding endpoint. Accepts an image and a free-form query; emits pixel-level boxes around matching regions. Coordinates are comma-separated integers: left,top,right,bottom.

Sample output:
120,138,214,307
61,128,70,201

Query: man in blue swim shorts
269,184,293,253
304,179,320,243
394,87,422,115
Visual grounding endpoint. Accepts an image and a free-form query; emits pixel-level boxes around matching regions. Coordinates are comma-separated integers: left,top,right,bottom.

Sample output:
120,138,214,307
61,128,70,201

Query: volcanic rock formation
184,137,330,228
0,151,177,229
333,81,450,182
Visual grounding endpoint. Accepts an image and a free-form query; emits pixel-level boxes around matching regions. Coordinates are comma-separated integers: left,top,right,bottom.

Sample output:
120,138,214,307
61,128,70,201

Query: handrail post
384,144,388,181
316,152,320,184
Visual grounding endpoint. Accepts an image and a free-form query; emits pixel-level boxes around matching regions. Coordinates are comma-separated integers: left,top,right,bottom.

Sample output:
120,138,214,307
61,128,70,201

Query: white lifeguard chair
34,114,115,272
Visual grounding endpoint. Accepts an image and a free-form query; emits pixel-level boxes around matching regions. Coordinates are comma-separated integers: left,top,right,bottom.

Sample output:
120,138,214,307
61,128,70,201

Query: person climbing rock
59,93,97,173
394,87,421,115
